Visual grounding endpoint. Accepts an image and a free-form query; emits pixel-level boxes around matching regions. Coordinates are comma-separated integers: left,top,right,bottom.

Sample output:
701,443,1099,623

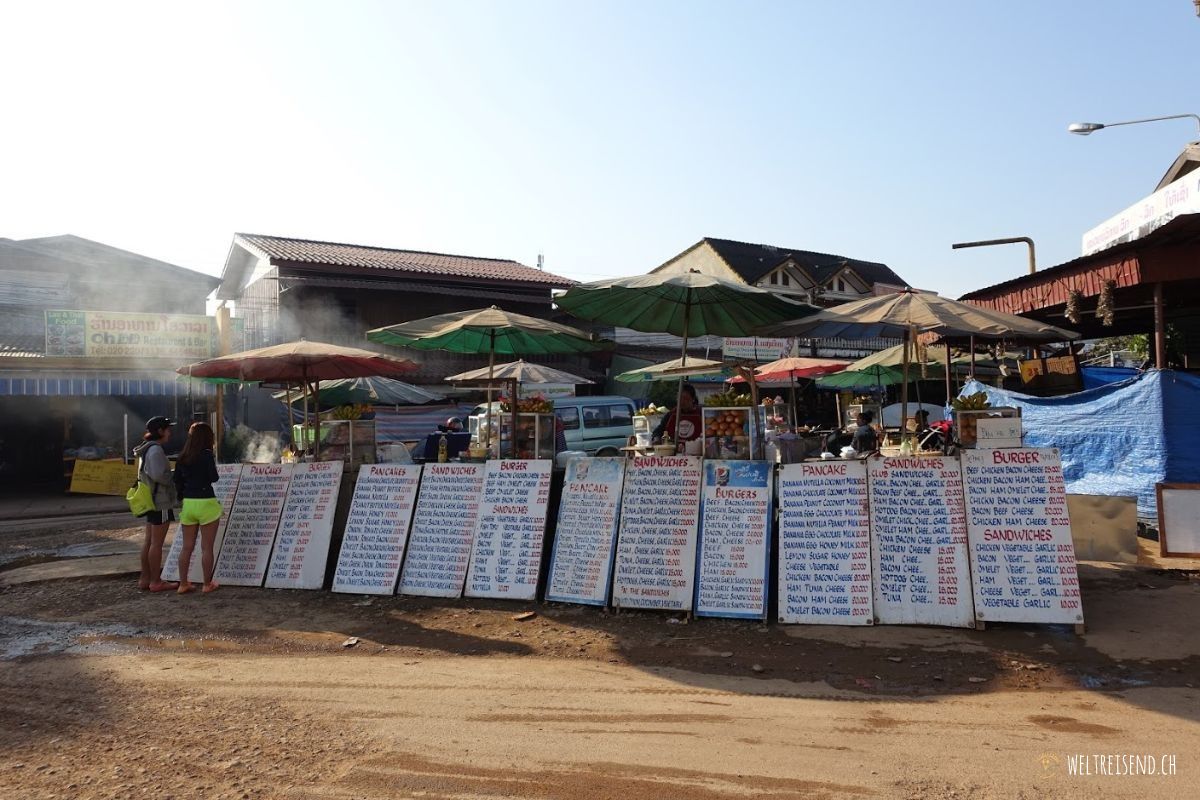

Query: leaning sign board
265,461,344,590
694,461,771,619
962,449,1083,626
546,458,626,606
332,464,422,594
162,463,243,584
868,456,975,627
464,460,553,600
399,463,486,597
612,455,702,611
777,460,873,625
69,459,138,496
214,463,295,587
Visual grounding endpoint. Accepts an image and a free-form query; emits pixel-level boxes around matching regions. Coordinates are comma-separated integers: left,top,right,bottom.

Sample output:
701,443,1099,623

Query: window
769,272,778,285
608,403,633,427
557,407,580,430
782,273,790,286
582,405,607,429
836,278,846,292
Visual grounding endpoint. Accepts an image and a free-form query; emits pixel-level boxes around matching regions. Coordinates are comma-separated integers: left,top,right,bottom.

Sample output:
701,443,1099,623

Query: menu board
695,461,771,619
162,463,243,584
546,458,626,606
398,463,486,598
777,461,873,625
214,463,295,587
868,456,974,627
612,456,702,611
962,448,1083,625
331,464,422,595
264,461,344,590
464,460,553,600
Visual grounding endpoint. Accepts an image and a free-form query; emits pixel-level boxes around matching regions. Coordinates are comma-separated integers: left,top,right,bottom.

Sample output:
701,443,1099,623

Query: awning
0,370,214,397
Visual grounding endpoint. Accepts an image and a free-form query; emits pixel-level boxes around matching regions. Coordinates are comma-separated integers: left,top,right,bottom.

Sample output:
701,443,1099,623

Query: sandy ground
1,524,1197,799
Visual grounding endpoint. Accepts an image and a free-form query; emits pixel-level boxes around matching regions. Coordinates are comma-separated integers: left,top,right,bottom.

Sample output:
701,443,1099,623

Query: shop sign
68,459,137,496
1081,171,1200,255
44,310,218,359
722,337,790,361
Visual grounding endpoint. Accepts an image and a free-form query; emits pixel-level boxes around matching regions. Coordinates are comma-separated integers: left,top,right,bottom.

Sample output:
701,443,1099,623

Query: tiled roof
236,233,574,288
704,237,908,289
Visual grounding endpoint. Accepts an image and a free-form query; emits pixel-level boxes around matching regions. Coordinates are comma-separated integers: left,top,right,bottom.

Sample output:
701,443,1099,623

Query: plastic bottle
438,434,449,463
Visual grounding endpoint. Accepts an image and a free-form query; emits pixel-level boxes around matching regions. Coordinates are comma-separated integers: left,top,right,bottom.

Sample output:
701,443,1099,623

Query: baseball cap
146,416,175,436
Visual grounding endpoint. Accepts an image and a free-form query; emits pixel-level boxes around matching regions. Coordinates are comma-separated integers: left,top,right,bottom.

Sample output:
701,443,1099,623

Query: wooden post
1154,282,1166,368
215,305,233,460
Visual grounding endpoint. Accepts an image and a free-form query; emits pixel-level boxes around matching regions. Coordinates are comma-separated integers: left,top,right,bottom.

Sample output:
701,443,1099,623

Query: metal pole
673,290,693,450
900,329,911,448
123,413,129,464
485,330,496,458
970,335,977,377
944,345,952,405
951,237,1037,275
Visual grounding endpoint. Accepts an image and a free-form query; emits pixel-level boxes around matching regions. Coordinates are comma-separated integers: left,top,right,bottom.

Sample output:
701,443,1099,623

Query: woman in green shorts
172,422,222,595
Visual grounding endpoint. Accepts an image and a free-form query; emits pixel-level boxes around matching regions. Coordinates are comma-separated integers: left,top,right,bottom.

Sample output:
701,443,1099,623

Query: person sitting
437,417,464,433
850,410,881,455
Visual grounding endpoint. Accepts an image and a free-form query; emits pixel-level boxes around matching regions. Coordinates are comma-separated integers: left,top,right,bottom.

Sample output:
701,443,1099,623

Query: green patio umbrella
556,270,818,447
614,356,733,383
273,376,445,408
367,306,610,457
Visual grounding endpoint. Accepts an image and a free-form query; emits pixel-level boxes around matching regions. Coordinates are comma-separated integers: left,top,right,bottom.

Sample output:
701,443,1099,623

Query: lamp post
951,237,1039,377
1067,114,1200,137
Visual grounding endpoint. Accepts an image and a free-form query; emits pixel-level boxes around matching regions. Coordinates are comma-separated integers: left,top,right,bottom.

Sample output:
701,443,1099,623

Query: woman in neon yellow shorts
172,422,223,594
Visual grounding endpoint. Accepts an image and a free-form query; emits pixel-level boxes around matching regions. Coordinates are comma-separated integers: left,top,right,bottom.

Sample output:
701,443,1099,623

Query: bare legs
139,521,172,590
177,524,198,593
177,520,220,594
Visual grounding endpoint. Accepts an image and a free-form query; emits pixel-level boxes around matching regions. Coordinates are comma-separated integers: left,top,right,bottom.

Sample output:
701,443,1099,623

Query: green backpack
126,448,158,517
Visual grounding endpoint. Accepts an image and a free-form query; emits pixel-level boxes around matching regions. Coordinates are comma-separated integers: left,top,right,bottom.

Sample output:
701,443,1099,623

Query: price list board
332,464,423,595
868,456,975,628
398,463,485,598
612,456,702,612
214,463,295,587
162,463,243,584
695,461,771,619
777,461,873,625
465,460,553,600
962,448,1082,626
546,458,626,606
264,461,344,590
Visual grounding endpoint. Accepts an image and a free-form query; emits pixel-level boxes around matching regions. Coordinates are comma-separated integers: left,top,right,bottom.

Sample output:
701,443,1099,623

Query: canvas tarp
960,370,1200,518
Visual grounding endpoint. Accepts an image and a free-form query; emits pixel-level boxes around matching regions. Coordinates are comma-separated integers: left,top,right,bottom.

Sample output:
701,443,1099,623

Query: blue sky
2,1,1196,298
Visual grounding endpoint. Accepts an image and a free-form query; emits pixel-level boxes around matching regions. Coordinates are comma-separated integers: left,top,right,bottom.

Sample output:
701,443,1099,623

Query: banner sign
215,463,295,587
264,461,343,590
962,448,1083,626
722,337,790,361
1082,171,1200,255
399,463,485,598
612,455,702,611
332,464,422,595
695,461,771,619
777,461,874,625
162,463,242,584
465,460,553,600
546,458,625,606
68,459,137,496
868,456,975,627
45,310,219,359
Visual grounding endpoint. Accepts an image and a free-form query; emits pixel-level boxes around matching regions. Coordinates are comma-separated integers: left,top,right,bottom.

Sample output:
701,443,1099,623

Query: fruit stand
701,391,759,460
472,394,556,459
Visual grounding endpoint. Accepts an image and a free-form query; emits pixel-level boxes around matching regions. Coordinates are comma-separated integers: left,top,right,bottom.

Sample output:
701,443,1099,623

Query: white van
471,395,637,456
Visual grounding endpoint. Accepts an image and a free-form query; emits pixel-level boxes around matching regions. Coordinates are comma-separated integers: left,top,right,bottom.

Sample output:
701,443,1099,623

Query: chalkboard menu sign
332,464,422,595
695,461,771,619
214,463,295,587
612,455,702,611
868,456,975,628
962,448,1083,626
546,458,626,606
162,463,243,584
465,460,553,600
264,461,344,590
398,463,486,598
777,461,873,625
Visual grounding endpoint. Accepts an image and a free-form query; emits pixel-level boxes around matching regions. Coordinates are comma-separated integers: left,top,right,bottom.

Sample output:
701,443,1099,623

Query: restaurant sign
722,337,791,361
1081,171,1200,256
45,310,218,359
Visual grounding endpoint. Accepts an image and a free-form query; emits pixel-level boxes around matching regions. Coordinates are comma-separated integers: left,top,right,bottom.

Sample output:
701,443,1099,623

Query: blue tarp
960,370,1200,518
1080,366,1139,390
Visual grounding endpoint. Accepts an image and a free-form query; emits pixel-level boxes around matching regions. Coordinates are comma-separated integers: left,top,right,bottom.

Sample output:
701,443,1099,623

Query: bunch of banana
950,391,991,411
703,390,753,407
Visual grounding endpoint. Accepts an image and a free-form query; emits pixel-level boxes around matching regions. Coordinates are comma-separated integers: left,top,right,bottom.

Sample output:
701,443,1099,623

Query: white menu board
264,461,344,590
465,459,553,600
332,464,422,595
162,463,243,583
777,461,873,625
612,455,702,611
214,463,295,587
546,458,626,606
695,461,772,619
868,456,975,627
398,463,486,598
962,448,1083,625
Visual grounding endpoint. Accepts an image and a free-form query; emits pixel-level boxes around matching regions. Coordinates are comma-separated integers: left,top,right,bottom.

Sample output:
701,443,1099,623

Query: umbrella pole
901,329,911,449
944,345,952,407
673,291,692,449
302,368,310,458
790,375,797,428
970,335,976,378
486,331,495,459
511,378,519,459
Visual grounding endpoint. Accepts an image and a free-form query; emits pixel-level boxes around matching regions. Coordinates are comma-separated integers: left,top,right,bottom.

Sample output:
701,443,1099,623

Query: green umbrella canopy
273,376,445,407
816,365,908,389
615,356,733,383
366,306,610,356
445,359,594,385
555,271,818,337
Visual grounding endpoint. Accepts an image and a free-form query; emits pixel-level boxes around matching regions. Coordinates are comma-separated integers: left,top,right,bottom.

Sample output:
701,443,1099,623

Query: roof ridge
703,236,886,267
236,232,527,266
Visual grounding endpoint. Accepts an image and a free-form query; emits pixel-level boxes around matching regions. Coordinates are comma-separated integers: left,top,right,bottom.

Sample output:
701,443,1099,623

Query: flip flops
147,581,179,593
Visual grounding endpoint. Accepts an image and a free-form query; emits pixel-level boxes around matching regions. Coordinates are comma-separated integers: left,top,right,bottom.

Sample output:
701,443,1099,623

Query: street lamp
1067,113,1200,137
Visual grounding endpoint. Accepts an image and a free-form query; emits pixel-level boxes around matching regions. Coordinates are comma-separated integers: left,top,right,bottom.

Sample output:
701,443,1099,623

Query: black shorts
144,508,176,525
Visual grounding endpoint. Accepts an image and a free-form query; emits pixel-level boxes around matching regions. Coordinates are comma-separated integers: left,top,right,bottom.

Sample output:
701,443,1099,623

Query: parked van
471,395,637,456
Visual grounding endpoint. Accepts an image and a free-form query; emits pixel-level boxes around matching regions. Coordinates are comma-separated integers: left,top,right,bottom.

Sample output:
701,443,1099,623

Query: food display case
474,412,556,459
753,404,789,435
633,413,665,447
702,407,758,460
953,407,1021,449
293,421,377,465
